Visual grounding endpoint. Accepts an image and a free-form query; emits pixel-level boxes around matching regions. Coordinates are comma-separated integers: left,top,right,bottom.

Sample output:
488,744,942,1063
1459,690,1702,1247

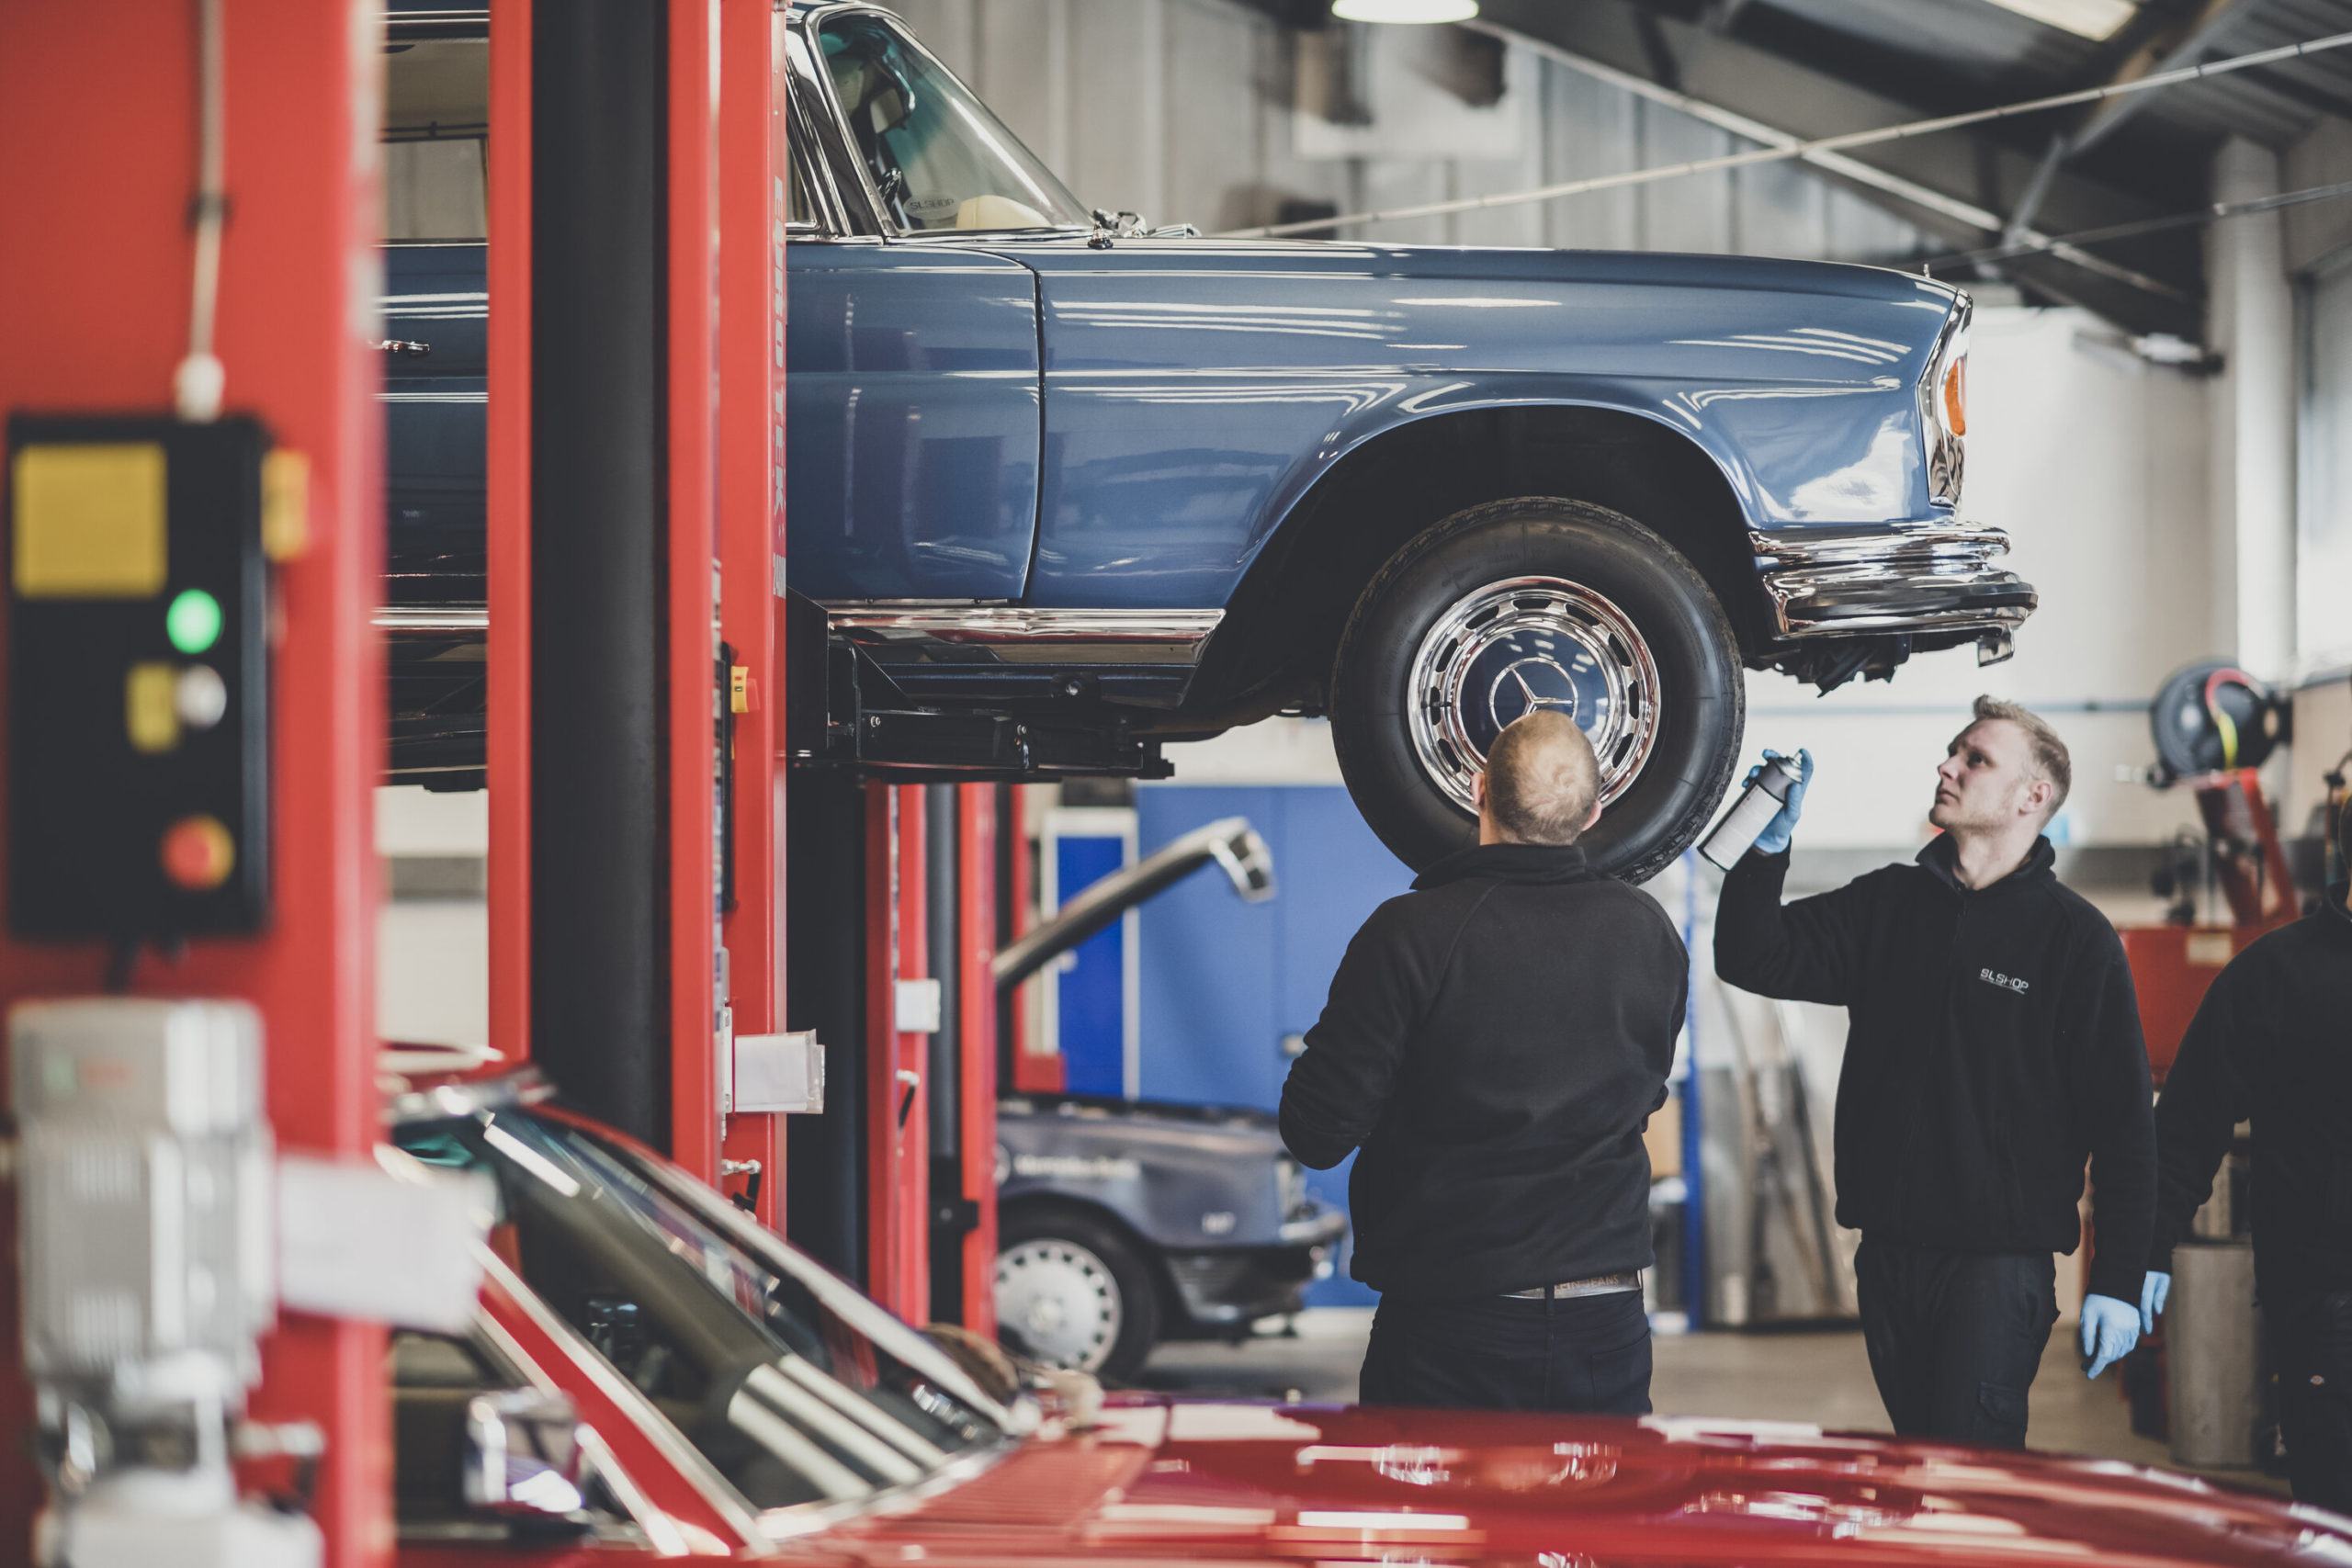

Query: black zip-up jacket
1715,836,2155,1305
2148,888,2352,1299
1278,842,1688,1302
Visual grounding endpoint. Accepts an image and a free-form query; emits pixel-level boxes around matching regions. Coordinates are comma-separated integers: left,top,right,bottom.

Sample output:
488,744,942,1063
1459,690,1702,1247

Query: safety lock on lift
6,413,296,944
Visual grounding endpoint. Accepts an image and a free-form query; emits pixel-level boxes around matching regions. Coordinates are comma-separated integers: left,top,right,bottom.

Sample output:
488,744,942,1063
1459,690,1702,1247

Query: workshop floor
1140,1312,2289,1496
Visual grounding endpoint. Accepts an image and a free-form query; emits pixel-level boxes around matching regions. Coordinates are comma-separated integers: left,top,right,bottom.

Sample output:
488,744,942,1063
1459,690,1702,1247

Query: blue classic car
385,1,2034,878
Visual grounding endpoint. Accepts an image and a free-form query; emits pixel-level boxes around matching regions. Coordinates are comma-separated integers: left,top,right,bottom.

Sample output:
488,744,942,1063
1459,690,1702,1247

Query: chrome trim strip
824,604,1224,667
1753,521,2035,639
477,1247,770,1546
471,1300,685,1557
379,605,489,635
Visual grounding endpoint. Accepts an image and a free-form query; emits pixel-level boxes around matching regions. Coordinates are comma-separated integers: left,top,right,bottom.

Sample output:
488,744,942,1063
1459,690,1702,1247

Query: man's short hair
1485,711,1600,845
1972,694,2071,817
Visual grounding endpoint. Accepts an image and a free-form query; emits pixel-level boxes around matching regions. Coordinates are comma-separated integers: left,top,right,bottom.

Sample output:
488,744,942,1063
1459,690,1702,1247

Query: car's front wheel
995,1208,1160,1383
1330,497,1744,882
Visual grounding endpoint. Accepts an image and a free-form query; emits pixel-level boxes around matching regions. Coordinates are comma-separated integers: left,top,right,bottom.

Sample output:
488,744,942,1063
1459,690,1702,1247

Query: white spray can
1700,753,1806,870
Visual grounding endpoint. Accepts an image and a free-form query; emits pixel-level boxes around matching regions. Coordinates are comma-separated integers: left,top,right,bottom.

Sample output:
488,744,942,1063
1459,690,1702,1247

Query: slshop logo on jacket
1980,968,2030,994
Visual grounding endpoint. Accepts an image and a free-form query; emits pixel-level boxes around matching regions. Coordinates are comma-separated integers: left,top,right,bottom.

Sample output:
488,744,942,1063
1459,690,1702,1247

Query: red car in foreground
389,1068,2348,1565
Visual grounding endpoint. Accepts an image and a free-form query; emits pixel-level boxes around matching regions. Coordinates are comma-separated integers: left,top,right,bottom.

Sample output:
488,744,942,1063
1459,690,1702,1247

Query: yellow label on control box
126,661,179,753
11,443,169,598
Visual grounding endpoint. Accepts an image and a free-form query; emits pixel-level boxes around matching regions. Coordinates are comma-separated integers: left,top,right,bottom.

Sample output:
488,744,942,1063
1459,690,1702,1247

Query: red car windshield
397,1108,1012,1512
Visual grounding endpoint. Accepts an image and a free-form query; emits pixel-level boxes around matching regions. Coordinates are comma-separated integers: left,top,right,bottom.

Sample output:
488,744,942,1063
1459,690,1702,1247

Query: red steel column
957,784,1001,1335
487,0,532,1066
669,0,722,1182
865,784,931,1320
717,0,786,1224
0,3,388,1561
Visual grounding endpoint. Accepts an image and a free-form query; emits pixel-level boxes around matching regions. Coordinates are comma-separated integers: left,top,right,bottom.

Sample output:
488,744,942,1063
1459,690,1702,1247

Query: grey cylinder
2168,1241,2264,1469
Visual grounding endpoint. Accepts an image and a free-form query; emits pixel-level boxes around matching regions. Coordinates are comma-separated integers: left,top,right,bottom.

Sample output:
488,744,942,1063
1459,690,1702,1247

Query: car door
784,22,1041,604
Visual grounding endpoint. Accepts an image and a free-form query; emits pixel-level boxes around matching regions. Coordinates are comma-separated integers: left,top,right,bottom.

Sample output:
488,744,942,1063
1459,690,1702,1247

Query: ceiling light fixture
1977,0,2138,42
1331,0,1480,23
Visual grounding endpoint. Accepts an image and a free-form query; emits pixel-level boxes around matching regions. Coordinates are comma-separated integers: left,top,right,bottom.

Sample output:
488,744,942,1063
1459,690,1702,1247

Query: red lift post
956,784,1001,1334
486,0,532,1073
0,3,388,1562
668,0,723,1184
717,0,790,1224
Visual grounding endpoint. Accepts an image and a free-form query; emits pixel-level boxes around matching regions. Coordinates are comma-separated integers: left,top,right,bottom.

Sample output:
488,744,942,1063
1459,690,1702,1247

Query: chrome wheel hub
1407,576,1662,816
995,1238,1123,1372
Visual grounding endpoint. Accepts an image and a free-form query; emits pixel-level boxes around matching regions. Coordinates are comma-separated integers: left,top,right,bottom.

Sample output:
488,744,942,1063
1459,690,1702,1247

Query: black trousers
1358,1289,1651,1414
2270,1289,2352,1512
1856,1239,2057,1448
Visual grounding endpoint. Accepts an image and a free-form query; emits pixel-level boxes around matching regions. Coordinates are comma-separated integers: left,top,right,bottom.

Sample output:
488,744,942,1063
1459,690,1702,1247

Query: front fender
1008,236,1960,609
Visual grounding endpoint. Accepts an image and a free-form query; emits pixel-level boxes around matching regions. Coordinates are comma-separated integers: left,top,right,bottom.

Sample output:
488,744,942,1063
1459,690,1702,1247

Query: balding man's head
1481,711,1601,846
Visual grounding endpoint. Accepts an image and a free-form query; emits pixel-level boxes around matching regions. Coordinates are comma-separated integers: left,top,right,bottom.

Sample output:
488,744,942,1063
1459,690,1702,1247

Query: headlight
1921,296,1970,509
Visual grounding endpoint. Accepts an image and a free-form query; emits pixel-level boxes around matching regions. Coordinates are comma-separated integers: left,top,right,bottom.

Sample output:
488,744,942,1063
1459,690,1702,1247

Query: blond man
1714,697,2154,1448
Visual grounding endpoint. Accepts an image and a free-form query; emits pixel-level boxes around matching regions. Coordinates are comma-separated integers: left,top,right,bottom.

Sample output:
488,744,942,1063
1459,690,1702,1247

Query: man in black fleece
1280,711,1688,1413
2141,798,2352,1509
1714,696,2154,1449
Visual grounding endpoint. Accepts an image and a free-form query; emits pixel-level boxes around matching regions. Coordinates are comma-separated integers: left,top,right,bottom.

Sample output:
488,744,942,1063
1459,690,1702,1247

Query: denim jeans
1856,1239,2057,1448
1357,1288,1651,1414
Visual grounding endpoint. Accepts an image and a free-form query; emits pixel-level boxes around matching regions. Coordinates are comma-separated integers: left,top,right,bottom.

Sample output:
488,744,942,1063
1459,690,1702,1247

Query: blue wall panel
1136,785,1412,1306
1054,835,1129,1097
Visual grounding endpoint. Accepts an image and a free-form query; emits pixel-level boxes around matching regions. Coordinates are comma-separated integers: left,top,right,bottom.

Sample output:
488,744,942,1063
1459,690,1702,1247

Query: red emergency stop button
160,814,235,891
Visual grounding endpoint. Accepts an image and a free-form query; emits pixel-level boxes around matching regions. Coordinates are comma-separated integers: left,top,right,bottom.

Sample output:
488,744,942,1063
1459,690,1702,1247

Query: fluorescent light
1978,0,2137,41
1332,0,1480,23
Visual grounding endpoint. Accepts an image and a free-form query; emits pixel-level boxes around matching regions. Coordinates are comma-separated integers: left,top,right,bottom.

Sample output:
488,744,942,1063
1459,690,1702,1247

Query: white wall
1750,307,2214,852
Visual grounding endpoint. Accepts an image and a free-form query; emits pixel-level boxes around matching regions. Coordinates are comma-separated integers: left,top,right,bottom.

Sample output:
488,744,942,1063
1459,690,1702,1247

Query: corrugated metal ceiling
1743,0,2352,150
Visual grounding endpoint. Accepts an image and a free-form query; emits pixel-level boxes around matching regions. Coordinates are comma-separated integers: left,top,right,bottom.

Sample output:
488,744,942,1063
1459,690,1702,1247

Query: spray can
1700,753,1806,870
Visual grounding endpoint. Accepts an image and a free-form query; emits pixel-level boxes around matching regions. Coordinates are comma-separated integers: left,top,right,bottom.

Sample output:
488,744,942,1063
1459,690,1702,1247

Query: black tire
995,1207,1161,1385
1330,496,1744,882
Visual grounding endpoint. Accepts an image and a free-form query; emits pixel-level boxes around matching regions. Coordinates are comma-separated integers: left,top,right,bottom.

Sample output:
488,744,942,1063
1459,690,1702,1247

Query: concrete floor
1140,1311,2289,1496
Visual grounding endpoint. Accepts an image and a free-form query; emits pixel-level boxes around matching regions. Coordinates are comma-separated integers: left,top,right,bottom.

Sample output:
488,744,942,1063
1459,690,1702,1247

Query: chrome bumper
1752,522,2035,642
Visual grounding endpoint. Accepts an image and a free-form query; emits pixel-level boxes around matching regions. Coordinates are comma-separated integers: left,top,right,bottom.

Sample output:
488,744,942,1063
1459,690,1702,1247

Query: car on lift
988,817,1347,1384
382,2,2033,879
386,1065,2347,1563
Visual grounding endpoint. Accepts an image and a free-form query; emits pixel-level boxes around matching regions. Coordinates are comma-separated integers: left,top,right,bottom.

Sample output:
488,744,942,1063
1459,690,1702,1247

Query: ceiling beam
1475,0,2198,329
2067,0,2262,155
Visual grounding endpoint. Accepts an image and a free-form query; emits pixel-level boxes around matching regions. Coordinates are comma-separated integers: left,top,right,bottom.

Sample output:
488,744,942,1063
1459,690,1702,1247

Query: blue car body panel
381,237,1961,614
785,241,1042,602
992,238,1957,609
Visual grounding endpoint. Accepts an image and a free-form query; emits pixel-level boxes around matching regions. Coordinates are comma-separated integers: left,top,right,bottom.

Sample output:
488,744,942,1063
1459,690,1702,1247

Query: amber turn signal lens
1943,356,1967,436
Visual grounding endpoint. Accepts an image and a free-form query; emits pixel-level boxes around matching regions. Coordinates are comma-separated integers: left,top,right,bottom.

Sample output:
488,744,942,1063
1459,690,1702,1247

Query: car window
395,1110,1008,1514
816,13,1084,233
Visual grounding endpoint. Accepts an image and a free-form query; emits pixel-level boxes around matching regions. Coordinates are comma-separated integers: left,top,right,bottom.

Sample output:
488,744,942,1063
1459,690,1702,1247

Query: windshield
817,13,1085,232
395,1108,1010,1514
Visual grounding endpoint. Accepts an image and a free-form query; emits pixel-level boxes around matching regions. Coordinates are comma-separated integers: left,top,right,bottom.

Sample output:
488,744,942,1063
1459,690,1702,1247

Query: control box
6,414,277,940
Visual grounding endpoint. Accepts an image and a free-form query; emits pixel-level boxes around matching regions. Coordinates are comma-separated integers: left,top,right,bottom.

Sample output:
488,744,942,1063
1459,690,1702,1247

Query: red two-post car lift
0,0,1003,1560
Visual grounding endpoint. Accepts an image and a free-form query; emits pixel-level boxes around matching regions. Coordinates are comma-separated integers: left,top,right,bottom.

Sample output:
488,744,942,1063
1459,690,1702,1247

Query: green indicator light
166,589,222,656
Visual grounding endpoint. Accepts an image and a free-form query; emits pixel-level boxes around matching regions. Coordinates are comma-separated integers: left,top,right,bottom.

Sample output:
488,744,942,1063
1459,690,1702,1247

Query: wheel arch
1185,403,1772,725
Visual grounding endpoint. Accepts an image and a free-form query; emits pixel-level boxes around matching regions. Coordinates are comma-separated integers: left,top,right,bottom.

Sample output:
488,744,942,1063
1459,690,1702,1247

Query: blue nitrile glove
2081,1293,2141,1378
2141,1271,2170,1336
1747,748,1814,856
